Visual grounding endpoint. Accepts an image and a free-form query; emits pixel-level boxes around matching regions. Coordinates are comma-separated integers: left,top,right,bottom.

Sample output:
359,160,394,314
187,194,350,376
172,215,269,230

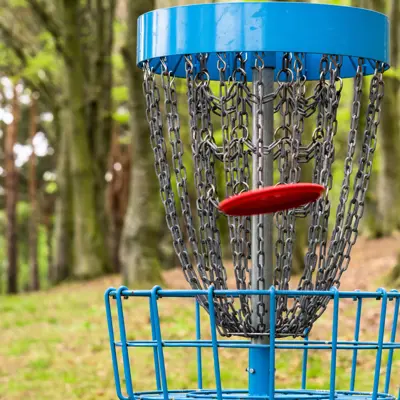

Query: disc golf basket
105,3,399,400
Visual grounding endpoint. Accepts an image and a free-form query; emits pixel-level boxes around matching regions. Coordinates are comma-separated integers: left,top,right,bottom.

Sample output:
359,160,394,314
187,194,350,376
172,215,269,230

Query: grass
0,267,399,400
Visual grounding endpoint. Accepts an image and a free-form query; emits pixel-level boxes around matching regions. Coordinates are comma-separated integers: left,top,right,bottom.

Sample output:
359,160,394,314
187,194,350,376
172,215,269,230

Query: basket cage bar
105,287,400,400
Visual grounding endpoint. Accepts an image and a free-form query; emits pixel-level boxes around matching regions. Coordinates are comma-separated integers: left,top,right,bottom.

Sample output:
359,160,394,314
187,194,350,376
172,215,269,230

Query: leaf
45,181,58,194
9,0,27,6
112,54,125,71
385,66,400,79
22,49,58,83
112,111,129,125
112,85,129,103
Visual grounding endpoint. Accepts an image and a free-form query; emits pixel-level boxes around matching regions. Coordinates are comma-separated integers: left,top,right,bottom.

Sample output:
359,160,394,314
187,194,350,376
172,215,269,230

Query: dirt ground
162,233,400,291
65,232,400,295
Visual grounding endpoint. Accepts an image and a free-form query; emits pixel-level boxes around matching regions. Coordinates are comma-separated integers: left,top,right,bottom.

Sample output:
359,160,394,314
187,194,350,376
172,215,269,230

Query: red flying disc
219,183,325,216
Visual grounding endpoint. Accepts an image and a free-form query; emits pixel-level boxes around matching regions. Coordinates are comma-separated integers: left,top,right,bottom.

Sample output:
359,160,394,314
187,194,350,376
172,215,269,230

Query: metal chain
161,59,206,285
222,53,254,334
142,62,202,291
142,54,385,338
277,53,308,330
274,53,294,302
325,61,385,287
216,53,251,333
189,54,243,335
290,55,343,333
300,55,341,290
252,53,268,333
323,58,365,285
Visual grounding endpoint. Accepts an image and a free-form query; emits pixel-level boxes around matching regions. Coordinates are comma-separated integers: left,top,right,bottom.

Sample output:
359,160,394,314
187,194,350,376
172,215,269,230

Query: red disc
219,183,325,216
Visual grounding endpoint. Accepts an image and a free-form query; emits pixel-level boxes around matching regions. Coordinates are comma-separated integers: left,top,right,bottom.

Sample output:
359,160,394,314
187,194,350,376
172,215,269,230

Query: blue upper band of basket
136,2,390,81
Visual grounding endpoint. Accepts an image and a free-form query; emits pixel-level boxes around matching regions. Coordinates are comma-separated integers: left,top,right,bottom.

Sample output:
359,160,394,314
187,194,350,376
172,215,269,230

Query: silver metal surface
251,65,274,342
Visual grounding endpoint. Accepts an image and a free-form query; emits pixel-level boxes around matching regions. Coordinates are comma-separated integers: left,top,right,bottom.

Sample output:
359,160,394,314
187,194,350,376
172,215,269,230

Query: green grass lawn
0,272,399,400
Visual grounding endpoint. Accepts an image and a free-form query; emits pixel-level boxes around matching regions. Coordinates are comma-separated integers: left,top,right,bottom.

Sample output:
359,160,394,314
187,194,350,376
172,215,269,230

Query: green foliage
45,181,58,195
22,52,57,82
113,19,126,35
385,66,400,79
112,53,126,76
8,0,27,6
0,42,21,77
20,31,58,82
16,201,30,221
112,110,129,124
112,85,129,102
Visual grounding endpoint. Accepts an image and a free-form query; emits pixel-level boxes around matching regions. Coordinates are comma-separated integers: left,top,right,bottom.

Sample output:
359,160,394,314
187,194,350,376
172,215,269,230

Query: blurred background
0,0,399,399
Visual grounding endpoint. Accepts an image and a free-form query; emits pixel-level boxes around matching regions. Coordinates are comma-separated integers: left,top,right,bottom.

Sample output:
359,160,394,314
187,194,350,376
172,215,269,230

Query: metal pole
249,66,275,397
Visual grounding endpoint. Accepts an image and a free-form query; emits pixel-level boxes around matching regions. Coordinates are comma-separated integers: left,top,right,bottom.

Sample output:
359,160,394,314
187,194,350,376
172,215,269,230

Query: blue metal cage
105,287,400,400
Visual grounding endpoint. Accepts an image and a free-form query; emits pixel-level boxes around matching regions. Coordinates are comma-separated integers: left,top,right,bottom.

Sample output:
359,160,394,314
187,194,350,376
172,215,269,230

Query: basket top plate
137,2,389,80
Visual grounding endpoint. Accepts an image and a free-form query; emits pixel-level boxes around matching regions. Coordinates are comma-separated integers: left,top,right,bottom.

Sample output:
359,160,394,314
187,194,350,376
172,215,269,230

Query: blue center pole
249,346,271,397
249,66,275,399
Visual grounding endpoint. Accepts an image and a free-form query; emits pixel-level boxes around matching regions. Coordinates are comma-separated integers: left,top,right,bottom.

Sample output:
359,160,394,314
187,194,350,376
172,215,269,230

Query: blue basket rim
136,2,390,80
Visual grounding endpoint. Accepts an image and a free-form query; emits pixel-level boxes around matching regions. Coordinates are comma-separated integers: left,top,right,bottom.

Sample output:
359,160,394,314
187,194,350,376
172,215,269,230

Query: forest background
0,1,399,399
0,0,399,294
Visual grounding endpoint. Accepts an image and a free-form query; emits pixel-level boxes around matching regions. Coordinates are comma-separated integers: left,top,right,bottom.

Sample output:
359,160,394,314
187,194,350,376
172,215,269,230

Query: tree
28,94,39,290
119,0,165,284
25,0,117,277
50,103,73,283
107,126,131,273
61,0,106,277
1,0,118,279
386,0,400,283
0,3,74,284
5,86,20,294
351,0,368,7
376,0,400,235
371,0,400,241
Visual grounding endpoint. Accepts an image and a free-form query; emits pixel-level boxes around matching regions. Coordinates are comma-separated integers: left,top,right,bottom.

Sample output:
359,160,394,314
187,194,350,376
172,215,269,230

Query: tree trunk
387,0,400,281
63,0,109,278
120,0,164,285
354,42,374,235
29,95,40,291
50,105,74,283
45,214,53,282
376,77,400,234
351,0,367,7
376,0,400,235
390,262,400,285
5,87,20,294
107,128,131,273
89,0,116,271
